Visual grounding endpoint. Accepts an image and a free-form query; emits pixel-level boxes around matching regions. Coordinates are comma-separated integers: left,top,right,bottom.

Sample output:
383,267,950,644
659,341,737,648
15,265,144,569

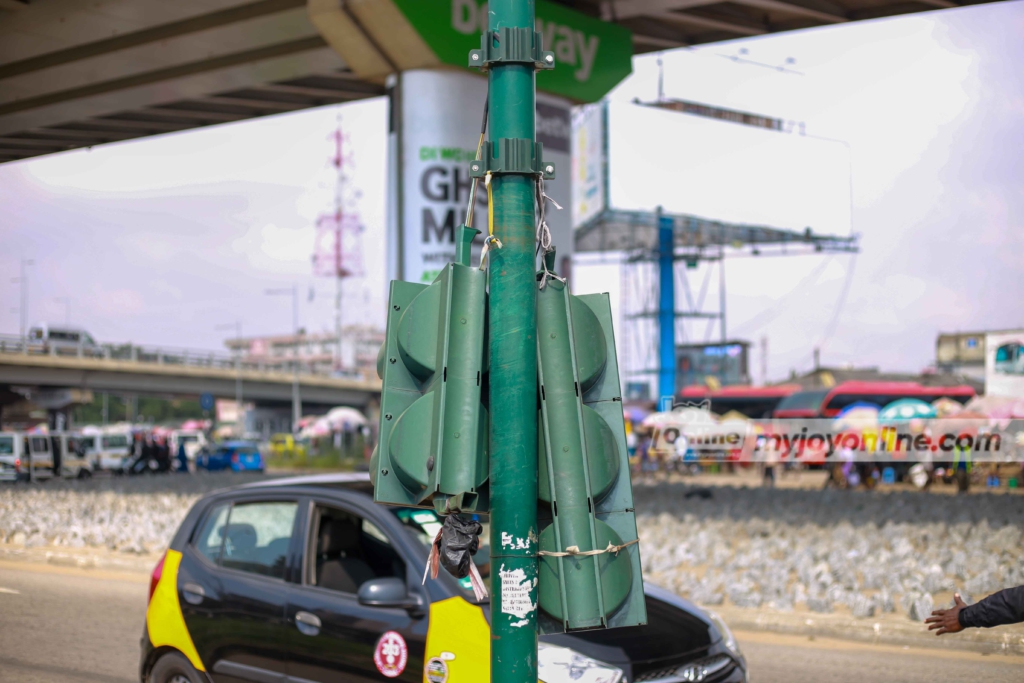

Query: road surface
737,630,1024,683
0,561,1022,683
0,561,146,683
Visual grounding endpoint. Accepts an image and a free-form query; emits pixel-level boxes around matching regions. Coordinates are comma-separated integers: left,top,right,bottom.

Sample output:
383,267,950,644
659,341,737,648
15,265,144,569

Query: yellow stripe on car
146,550,205,672
423,597,489,682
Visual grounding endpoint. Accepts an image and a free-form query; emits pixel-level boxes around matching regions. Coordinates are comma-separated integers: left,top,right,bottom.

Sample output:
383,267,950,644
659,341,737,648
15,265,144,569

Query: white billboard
388,69,573,285
571,102,606,228
985,330,1024,398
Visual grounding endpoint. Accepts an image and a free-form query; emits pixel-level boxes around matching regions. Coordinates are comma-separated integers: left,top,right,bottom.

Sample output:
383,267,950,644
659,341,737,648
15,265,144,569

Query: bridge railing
0,333,369,380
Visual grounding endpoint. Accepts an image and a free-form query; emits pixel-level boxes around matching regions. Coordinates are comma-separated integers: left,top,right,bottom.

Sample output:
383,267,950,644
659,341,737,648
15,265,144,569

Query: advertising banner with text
388,69,572,285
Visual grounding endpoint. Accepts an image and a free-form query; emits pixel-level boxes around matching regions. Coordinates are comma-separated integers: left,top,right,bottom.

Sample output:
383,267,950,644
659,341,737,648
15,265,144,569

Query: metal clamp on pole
469,27,555,70
469,139,555,180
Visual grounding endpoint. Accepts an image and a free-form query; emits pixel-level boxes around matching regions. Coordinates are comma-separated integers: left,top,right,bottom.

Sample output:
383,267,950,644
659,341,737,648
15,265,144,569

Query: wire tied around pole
535,175,564,290
478,234,502,270
537,538,639,558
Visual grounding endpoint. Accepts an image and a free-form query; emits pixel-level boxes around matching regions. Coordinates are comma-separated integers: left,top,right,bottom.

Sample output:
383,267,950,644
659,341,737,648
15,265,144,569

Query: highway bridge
0,336,381,411
0,0,998,165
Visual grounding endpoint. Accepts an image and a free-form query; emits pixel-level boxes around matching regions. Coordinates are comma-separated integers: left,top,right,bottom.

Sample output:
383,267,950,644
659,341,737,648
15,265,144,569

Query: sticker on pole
373,631,408,678
499,564,537,625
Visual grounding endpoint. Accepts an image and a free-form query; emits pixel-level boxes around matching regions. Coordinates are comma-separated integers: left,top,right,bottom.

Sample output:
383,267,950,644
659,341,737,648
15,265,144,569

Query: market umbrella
966,396,1024,420
931,397,965,418
833,403,879,432
879,398,936,422
623,406,650,423
719,410,749,423
325,406,367,430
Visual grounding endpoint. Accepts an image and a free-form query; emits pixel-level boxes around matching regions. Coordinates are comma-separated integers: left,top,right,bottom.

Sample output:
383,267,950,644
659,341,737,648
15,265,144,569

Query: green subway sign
392,0,633,102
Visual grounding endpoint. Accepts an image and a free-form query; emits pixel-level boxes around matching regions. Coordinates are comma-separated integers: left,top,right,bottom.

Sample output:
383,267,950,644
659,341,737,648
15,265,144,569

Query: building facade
225,325,385,380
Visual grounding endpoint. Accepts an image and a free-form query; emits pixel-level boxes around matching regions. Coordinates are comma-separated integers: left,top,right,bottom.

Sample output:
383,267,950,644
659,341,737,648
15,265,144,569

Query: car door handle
182,582,205,605
295,611,321,637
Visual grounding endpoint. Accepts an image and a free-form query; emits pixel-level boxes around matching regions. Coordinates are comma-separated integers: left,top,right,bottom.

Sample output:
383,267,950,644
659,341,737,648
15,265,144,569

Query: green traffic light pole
485,1,541,682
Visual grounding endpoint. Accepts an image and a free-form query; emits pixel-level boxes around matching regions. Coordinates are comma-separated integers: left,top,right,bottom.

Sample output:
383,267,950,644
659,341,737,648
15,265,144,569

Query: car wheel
149,652,203,683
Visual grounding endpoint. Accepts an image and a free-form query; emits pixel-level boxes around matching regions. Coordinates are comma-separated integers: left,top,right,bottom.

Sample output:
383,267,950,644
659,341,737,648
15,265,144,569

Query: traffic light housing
535,270,646,633
371,226,489,514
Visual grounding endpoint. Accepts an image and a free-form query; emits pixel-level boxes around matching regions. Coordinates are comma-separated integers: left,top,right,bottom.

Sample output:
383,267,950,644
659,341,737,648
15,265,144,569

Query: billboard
388,69,572,285
392,0,632,103
571,102,606,228
677,342,750,390
985,330,1024,398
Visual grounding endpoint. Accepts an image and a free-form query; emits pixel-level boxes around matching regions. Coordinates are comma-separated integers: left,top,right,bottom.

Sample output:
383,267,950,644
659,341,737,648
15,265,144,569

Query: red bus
773,381,976,419
677,384,802,418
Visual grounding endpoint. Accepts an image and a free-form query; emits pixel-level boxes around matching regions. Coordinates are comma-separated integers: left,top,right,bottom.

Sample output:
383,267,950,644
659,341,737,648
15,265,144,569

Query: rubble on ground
635,481,1024,622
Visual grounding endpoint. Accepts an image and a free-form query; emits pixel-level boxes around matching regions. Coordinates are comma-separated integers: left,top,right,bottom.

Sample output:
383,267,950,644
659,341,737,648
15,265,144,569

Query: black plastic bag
437,514,482,579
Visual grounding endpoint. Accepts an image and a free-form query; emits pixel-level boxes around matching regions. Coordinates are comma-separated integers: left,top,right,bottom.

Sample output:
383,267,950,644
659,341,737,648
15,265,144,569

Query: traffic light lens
397,282,441,379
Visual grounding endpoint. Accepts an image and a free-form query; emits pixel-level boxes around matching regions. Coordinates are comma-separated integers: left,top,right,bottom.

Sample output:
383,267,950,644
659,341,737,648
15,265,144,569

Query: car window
30,437,49,453
308,506,405,594
0,437,13,455
194,504,230,564
219,501,298,579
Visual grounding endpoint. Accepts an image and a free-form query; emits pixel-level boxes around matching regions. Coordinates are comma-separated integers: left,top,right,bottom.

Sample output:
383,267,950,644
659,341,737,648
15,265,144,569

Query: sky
1,1,1022,383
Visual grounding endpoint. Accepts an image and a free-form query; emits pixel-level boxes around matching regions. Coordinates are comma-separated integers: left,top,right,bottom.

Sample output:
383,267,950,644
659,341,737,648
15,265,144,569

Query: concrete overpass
0,339,381,410
0,0,1000,165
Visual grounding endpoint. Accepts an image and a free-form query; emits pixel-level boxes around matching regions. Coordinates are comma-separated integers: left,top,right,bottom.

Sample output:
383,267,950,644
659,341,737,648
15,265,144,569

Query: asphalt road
0,561,1022,683
737,631,1024,683
0,561,147,683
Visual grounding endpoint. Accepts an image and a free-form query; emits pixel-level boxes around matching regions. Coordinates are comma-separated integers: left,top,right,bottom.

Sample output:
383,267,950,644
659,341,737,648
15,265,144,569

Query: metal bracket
469,139,555,179
468,27,555,70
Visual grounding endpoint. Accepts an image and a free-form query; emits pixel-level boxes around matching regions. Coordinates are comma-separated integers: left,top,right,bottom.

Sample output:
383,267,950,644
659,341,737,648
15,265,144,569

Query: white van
0,433,20,482
0,432,93,482
27,325,103,357
95,429,133,471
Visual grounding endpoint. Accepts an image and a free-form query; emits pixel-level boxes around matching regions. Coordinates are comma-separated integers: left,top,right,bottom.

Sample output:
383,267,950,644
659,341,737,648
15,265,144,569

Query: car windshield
0,436,13,455
390,507,490,602
179,435,198,443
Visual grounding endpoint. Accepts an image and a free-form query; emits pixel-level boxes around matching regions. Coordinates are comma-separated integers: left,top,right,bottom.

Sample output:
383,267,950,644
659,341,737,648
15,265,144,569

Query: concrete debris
851,593,876,618
635,482,1023,622
0,473,268,555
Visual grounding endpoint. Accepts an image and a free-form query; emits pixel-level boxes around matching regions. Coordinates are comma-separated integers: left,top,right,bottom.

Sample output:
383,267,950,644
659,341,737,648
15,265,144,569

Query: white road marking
0,587,21,595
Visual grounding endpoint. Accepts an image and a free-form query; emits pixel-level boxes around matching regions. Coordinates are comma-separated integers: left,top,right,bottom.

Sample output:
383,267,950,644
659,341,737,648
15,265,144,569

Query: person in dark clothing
926,588,1024,635
176,442,189,473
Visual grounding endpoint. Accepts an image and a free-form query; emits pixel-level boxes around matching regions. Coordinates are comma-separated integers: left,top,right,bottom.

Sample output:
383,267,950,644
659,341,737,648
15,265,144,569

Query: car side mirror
358,578,425,616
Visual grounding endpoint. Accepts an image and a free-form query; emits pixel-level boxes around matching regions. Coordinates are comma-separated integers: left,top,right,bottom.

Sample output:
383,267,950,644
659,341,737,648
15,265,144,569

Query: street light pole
485,2,540,682
266,286,302,432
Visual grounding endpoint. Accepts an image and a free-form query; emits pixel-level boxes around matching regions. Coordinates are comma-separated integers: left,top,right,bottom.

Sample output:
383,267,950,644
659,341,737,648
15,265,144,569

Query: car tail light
149,552,166,604
231,453,240,464
14,458,20,472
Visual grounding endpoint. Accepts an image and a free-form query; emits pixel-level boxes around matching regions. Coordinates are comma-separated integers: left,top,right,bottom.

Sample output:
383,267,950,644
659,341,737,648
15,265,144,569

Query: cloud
231,223,315,275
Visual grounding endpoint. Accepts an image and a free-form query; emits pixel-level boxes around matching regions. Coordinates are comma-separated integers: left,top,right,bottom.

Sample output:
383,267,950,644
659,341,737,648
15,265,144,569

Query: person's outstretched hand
926,593,967,635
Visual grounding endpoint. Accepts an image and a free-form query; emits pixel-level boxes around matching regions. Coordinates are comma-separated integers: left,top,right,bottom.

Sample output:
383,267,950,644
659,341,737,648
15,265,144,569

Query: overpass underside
0,0,999,165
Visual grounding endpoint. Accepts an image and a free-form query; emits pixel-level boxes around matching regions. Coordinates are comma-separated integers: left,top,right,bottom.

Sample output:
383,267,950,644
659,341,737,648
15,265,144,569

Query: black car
140,473,747,683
